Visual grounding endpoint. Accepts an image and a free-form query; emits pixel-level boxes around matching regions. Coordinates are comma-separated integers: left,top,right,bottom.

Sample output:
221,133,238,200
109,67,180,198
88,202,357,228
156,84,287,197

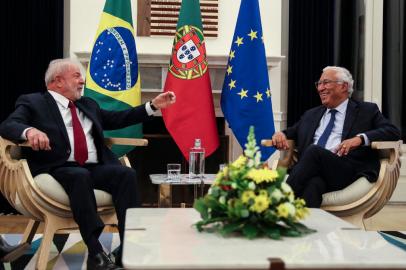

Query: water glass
167,163,181,181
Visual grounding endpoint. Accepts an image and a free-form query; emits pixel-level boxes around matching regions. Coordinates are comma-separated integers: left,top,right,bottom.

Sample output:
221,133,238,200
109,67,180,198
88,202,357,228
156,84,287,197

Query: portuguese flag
84,0,141,157
162,0,219,161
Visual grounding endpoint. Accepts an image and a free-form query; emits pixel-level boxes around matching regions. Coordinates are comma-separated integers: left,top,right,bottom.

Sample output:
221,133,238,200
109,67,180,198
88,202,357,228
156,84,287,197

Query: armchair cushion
321,177,373,206
34,174,113,207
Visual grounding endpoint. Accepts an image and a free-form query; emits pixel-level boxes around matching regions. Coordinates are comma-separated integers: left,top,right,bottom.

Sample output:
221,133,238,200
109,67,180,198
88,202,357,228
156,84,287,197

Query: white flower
270,188,283,202
247,159,254,168
281,182,292,194
288,192,294,202
248,181,256,190
219,196,226,204
285,202,296,216
254,152,261,166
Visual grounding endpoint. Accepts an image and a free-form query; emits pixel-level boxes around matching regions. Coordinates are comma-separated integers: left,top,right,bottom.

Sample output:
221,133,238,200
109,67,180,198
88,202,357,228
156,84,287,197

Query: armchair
261,139,402,229
0,137,147,270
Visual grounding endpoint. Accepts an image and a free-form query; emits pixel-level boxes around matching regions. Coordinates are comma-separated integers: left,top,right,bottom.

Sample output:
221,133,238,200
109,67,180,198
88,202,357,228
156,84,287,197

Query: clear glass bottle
189,138,205,179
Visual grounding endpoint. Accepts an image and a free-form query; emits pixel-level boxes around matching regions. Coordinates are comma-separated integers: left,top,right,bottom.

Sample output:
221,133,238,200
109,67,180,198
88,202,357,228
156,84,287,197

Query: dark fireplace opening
128,117,229,207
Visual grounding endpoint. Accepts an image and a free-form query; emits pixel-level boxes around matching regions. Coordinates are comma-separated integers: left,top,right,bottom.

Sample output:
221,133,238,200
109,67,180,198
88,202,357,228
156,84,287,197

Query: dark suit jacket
283,99,400,182
0,91,153,175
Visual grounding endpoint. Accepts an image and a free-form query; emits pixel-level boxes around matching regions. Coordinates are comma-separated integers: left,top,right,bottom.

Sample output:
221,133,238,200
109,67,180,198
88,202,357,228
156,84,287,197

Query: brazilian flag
84,0,141,156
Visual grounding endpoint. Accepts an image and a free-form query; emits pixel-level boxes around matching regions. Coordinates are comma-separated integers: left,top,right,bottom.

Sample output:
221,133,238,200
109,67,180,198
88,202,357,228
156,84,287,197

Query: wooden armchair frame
0,137,147,270
261,139,402,229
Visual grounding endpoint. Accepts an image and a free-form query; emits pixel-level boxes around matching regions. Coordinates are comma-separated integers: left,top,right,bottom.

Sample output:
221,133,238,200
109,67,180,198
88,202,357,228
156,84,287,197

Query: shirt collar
327,98,348,115
48,90,70,109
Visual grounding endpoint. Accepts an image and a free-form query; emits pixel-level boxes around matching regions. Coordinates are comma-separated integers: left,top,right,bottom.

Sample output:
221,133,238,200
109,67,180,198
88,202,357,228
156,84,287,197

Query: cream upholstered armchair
261,139,402,229
0,136,147,270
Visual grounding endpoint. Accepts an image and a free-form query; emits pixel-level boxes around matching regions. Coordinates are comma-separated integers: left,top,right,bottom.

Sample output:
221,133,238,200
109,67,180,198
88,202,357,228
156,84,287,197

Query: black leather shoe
87,251,122,270
0,236,28,262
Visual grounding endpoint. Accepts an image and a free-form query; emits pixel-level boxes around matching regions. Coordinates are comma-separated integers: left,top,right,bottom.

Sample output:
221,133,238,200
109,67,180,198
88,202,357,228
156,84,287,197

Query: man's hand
151,91,176,110
335,136,362,156
271,131,290,150
26,128,51,151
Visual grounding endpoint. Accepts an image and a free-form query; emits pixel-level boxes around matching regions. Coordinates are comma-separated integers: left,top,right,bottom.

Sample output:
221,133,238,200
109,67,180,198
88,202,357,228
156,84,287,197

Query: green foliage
193,126,315,239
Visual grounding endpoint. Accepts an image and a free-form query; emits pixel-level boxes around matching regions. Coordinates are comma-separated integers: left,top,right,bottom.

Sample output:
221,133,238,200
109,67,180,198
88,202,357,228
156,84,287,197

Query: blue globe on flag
89,27,138,92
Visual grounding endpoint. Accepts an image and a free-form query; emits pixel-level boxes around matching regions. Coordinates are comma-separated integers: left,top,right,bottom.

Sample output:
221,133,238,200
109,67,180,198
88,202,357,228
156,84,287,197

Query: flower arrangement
194,127,315,239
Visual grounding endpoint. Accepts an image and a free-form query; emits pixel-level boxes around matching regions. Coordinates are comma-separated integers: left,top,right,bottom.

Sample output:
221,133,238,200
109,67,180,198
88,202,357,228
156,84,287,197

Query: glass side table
149,174,216,207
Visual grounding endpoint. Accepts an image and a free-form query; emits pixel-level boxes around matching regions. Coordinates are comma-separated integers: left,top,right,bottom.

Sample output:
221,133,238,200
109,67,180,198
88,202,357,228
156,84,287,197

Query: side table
149,174,215,207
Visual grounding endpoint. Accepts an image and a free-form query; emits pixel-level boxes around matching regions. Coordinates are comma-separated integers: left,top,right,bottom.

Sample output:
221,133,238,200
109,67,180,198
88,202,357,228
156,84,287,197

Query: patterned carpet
1,233,121,270
379,231,406,251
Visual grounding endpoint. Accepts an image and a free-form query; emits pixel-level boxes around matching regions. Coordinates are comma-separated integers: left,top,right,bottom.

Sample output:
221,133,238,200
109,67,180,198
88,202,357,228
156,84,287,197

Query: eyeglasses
314,80,344,89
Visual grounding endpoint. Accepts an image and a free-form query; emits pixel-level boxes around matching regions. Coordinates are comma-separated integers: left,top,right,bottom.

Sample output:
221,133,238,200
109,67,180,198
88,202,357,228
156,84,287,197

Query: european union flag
221,0,276,161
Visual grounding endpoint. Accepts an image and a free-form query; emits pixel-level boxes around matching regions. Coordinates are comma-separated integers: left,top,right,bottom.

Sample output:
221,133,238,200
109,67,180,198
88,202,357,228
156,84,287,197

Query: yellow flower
241,190,255,203
250,194,270,213
232,155,247,168
247,168,278,184
295,198,306,207
214,169,226,185
295,207,309,220
276,202,296,218
259,189,268,196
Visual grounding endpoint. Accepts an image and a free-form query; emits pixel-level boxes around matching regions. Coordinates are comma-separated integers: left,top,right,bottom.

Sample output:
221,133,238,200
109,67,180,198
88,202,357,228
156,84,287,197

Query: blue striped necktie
317,109,337,148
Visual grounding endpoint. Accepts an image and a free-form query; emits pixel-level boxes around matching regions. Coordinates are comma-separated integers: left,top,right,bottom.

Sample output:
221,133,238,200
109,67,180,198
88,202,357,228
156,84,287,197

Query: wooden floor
0,203,405,234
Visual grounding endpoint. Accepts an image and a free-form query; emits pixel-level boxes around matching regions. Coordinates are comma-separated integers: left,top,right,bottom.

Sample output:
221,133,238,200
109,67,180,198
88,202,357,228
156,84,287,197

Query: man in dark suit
0,58,176,269
271,66,400,208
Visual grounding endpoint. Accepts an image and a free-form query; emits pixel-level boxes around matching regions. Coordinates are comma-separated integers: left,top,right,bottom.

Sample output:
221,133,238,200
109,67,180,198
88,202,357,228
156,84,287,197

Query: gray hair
323,66,354,96
44,58,82,86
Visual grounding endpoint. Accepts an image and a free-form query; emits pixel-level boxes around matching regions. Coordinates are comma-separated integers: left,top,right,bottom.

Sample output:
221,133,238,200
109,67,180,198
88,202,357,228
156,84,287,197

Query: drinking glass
167,163,181,181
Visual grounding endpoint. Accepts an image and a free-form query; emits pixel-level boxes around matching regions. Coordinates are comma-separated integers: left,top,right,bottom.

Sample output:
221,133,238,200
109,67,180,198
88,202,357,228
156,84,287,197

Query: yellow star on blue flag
220,0,275,160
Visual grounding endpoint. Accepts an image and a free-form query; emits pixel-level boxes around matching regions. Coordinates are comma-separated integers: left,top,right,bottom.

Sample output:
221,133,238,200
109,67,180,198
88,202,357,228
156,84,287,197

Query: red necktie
68,101,88,165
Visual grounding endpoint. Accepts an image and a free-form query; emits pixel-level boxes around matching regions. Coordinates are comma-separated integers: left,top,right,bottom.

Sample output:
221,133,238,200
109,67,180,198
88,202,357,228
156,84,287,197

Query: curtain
287,0,335,126
0,0,64,214
382,0,405,141
333,0,365,101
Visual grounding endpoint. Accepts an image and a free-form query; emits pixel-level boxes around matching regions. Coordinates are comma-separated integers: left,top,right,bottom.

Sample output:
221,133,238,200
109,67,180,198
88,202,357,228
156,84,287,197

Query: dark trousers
286,145,357,207
49,162,138,249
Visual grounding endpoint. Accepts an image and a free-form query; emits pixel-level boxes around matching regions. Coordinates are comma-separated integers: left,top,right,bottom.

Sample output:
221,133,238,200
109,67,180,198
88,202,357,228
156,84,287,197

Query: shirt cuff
145,101,158,116
358,133,370,146
22,127,33,140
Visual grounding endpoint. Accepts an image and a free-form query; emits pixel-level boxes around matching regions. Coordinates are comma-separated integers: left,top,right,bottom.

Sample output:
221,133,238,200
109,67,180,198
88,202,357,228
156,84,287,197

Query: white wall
67,0,282,58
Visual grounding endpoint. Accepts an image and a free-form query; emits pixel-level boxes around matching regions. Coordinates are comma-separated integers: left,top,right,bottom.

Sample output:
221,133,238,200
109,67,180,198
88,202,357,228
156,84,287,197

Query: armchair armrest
13,137,149,147
104,138,148,148
371,140,402,150
261,139,296,169
371,140,402,165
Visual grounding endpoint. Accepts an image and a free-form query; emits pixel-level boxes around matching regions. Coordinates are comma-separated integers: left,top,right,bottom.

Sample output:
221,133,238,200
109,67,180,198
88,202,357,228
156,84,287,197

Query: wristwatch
149,100,158,111
356,134,365,145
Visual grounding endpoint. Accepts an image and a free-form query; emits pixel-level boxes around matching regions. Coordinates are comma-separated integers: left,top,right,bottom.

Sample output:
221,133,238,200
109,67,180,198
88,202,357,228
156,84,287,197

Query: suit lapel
44,92,70,145
75,99,103,134
342,99,359,140
305,106,326,146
